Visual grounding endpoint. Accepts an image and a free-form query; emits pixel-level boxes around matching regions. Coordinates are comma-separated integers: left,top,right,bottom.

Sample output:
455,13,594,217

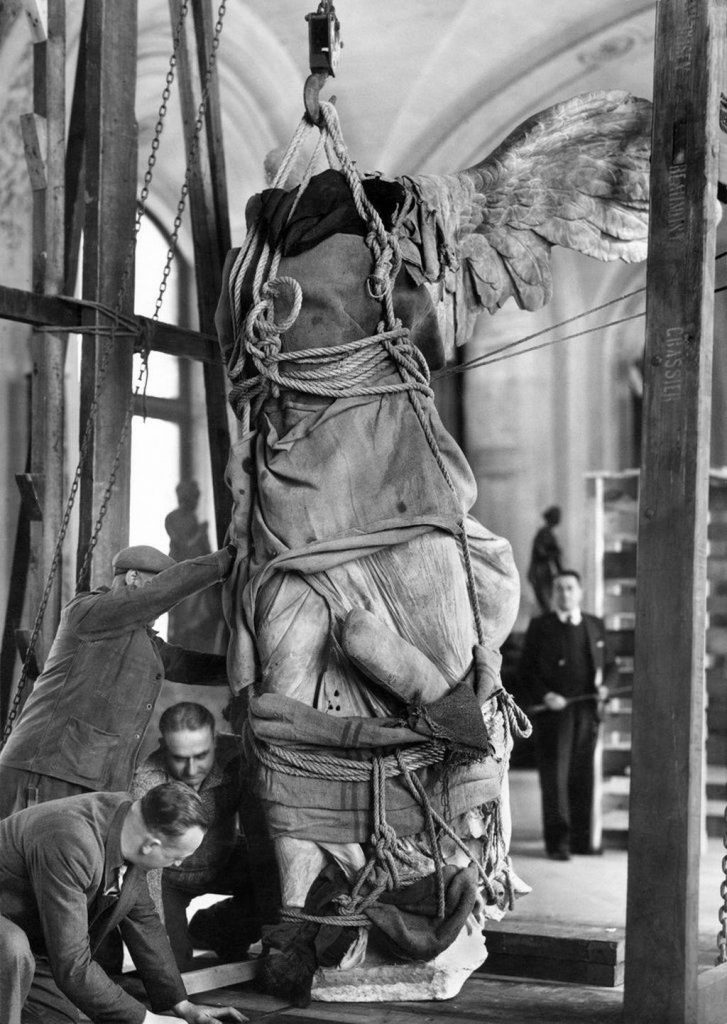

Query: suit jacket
0,550,232,791
0,791,186,1024
519,610,614,705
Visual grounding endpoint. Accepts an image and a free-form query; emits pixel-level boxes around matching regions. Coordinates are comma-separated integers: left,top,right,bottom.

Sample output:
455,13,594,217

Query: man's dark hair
159,701,215,737
555,568,581,584
139,781,209,837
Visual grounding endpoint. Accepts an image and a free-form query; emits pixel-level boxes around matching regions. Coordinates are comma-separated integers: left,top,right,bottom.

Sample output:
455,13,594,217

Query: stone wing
397,90,651,349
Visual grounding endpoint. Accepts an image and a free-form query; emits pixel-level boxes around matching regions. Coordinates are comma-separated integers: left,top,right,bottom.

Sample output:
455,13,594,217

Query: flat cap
112,545,176,575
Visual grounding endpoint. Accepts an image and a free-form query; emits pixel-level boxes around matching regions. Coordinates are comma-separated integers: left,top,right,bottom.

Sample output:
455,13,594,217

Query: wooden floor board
192,975,623,1023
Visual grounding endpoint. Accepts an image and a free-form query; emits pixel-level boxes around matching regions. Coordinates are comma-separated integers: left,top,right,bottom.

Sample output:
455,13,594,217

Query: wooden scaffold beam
172,0,232,548
76,0,139,589
22,0,67,667
623,1,726,1023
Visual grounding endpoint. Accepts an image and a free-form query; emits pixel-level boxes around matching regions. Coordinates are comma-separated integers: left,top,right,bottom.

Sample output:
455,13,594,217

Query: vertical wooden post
77,0,138,589
623,2,725,1022
172,0,232,548
23,0,66,667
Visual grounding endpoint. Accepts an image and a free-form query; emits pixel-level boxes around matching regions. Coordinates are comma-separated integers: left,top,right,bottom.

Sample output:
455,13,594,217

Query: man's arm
73,549,235,638
156,639,228,685
121,883,246,1024
29,826,150,1024
118,874,187,1014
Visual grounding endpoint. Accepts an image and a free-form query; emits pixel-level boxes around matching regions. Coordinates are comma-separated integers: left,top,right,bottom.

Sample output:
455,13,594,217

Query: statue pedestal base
311,921,488,1002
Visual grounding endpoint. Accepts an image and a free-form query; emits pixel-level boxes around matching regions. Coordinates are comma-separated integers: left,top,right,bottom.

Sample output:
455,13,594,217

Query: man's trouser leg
187,844,262,960
568,705,599,852
161,875,195,970
0,917,79,1024
535,708,575,853
0,916,34,1024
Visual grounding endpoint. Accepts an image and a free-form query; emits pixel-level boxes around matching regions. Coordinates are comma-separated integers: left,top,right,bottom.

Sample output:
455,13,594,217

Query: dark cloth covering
246,169,407,258
258,859,480,1005
366,863,479,961
258,862,356,1008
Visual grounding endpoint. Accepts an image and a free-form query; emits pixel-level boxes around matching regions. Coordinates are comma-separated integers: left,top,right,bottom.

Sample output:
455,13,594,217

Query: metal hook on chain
303,1,342,125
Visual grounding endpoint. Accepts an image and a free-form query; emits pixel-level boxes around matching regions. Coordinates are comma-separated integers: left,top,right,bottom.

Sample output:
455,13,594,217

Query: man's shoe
573,846,603,856
547,849,571,861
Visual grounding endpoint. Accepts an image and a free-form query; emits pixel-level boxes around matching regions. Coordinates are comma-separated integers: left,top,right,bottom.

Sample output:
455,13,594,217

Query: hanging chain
151,0,227,323
77,0,229,576
71,0,194,590
79,0,229,580
717,800,727,963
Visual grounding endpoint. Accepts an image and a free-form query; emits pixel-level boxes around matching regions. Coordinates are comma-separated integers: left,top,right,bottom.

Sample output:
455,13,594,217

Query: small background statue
165,480,227,654
527,505,564,613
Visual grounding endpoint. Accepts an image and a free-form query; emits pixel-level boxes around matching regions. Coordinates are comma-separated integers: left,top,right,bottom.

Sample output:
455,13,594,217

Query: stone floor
507,767,726,963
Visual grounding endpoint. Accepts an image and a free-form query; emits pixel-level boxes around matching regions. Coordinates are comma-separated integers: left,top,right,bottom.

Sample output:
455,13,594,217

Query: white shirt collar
556,608,582,625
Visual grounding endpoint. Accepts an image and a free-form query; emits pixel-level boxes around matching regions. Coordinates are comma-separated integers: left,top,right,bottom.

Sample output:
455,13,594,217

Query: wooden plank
20,112,47,190
623,2,725,1023
484,920,624,966
480,954,623,987
64,0,87,294
698,961,727,1024
76,0,139,588
199,975,624,1024
172,0,232,548
0,285,221,363
23,0,67,671
0,431,32,726
21,0,47,41
191,0,231,257
181,957,260,995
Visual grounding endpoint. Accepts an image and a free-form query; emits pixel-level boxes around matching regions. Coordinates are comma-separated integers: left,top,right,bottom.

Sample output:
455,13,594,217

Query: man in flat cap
0,543,236,820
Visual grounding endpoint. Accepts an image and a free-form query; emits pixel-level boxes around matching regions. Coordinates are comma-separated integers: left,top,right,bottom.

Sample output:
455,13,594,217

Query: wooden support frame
171,0,232,548
76,0,139,589
0,286,221,364
24,0,66,667
623,1,726,1022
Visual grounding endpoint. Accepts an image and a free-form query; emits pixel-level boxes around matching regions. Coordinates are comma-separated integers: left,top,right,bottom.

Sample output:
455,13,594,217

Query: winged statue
214,89,651,1004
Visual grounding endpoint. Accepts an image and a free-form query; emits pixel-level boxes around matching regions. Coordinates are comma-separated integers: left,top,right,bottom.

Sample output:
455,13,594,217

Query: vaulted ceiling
132,0,657,249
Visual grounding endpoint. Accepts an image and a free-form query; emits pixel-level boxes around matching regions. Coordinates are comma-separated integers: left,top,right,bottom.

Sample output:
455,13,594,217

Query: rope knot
372,821,398,854
497,687,533,740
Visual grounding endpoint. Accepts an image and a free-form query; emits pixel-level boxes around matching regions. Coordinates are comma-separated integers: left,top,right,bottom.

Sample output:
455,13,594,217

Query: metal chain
151,0,227,322
77,0,225,577
75,0,191,448
717,801,727,963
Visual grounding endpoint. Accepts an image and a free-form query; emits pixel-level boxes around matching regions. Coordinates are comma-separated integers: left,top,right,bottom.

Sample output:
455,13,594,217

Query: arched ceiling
131,0,657,250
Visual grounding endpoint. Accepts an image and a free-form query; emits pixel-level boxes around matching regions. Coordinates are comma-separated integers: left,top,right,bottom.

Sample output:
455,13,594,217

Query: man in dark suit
519,569,613,860
0,782,246,1024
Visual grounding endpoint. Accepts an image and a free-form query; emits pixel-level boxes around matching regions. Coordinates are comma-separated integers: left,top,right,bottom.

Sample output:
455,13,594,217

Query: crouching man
0,782,247,1024
131,703,259,969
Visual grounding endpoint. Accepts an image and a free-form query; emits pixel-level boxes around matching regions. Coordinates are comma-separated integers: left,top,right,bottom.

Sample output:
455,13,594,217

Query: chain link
83,0,228,563
717,801,727,963
151,0,227,323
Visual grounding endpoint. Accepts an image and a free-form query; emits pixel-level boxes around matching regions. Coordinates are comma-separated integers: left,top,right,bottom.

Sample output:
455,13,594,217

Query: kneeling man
0,782,246,1024
132,702,259,969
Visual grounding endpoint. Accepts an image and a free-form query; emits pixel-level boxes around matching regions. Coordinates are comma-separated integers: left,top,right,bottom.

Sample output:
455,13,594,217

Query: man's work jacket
0,791,187,1024
0,551,232,791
